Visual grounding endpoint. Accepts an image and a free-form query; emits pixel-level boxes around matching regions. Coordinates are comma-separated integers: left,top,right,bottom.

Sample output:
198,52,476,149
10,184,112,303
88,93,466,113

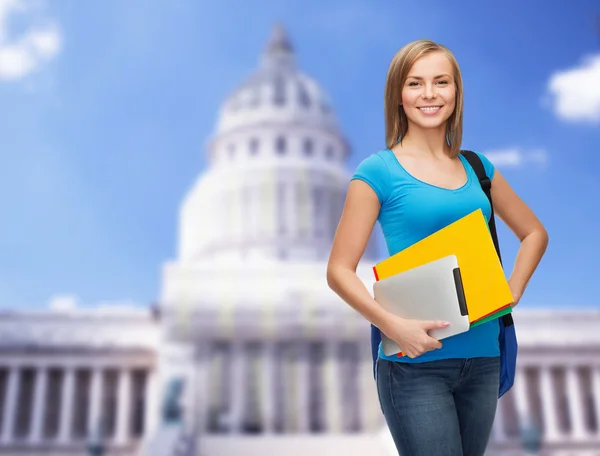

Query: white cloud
545,53,600,124
484,147,549,169
0,0,61,81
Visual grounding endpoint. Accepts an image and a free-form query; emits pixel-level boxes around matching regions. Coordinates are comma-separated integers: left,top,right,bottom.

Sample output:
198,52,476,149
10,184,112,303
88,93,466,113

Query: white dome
213,24,342,139
175,24,379,264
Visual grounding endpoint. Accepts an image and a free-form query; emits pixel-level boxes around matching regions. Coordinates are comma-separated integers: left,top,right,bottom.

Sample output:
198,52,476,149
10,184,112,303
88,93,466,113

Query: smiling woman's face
401,51,457,132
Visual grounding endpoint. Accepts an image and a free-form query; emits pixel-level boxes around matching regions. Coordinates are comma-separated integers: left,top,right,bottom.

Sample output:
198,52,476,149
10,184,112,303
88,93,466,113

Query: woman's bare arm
326,179,392,330
491,170,549,305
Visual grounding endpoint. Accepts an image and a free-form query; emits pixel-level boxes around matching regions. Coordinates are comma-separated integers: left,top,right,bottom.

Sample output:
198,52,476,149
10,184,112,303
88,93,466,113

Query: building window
273,76,285,106
275,136,286,155
325,145,334,160
297,81,311,108
303,138,313,156
249,138,259,155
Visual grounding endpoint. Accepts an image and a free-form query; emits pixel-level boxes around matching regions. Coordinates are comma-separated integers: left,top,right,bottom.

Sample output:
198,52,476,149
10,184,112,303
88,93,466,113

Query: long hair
384,39,464,157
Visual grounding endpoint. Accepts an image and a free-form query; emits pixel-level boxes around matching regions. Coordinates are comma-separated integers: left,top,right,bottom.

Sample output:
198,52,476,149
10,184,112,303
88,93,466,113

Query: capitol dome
176,24,377,264
212,24,344,148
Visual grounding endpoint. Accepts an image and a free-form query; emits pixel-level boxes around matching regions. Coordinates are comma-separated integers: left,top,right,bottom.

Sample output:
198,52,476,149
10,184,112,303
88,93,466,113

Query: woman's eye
407,80,448,87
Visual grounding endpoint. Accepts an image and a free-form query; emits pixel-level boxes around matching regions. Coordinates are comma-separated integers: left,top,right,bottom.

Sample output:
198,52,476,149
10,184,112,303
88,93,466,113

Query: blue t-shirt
351,148,500,363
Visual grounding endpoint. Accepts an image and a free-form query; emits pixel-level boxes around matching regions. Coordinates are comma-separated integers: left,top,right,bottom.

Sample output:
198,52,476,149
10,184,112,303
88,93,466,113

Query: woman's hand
508,278,523,308
380,314,450,358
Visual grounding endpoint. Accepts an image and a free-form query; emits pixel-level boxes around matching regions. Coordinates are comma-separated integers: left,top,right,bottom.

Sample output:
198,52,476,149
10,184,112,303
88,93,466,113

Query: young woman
326,39,548,455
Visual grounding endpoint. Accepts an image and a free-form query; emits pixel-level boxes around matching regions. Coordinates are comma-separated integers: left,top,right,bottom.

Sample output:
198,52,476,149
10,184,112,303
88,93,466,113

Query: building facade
0,24,598,456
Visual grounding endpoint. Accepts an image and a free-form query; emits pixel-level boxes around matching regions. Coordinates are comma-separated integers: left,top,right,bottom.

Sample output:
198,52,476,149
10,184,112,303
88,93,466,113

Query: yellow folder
373,209,513,324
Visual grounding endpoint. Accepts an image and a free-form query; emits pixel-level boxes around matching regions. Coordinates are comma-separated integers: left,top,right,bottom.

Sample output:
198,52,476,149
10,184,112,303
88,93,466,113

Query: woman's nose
422,83,436,99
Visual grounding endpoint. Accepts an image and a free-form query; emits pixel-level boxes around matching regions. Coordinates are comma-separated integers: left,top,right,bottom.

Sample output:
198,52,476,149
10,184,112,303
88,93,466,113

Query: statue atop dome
261,23,295,70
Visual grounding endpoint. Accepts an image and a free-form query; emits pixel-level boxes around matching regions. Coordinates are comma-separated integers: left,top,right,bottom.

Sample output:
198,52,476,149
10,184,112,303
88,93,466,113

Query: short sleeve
475,151,496,180
350,153,392,205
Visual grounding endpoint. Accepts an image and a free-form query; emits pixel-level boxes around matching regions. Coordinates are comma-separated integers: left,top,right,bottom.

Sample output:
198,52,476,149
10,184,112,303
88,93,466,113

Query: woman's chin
407,118,449,130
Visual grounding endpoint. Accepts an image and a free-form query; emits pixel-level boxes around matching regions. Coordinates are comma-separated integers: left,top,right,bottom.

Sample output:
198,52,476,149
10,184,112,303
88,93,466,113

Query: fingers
429,337,442,349
395,319,449,358
421,320,450,330
402,338,442,358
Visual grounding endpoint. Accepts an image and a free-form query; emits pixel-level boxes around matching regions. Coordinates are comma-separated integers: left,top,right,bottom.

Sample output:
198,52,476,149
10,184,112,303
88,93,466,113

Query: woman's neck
398,123,449,159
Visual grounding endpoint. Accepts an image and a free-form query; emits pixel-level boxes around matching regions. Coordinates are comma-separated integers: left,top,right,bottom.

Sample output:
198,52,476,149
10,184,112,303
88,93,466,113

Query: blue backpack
369,150,518,399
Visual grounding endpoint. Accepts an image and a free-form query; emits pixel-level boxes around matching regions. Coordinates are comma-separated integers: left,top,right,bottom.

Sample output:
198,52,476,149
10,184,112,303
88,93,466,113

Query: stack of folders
372,209,514,358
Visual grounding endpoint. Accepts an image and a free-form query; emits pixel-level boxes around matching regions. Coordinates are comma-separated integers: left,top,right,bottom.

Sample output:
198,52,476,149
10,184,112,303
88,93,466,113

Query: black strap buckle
480,177,491,190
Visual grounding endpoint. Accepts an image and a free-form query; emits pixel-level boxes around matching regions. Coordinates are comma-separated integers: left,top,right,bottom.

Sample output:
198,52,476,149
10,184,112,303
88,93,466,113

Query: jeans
376,356,500,456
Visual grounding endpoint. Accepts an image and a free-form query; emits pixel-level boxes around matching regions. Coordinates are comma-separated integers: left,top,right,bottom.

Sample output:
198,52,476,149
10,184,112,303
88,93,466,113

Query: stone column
295,342,310,433
492,398,506,441
261,342,275,433
144,368,158,437
358,348,381,432
296,174,311,237
565,365,587,439
30,367,49,443
288,181,298,239
58,367,75,443
298,341,311,432
193,345,210,435
539,365,561,441
229,342,246,432
323,341,342,432
1,366,20,444
512,366,531,430
591,367,600,440
115,369,131,445
87,367,104,438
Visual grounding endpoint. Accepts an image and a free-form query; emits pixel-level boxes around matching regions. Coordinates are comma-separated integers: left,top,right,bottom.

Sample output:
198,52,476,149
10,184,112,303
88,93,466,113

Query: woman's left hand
508,279,523,308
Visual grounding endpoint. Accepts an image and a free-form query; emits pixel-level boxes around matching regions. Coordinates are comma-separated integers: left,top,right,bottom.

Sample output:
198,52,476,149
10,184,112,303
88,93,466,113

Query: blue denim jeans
376,356,500,456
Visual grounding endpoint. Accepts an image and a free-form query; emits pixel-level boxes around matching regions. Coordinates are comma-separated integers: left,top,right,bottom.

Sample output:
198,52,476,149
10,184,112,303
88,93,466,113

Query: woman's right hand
380,314,450,358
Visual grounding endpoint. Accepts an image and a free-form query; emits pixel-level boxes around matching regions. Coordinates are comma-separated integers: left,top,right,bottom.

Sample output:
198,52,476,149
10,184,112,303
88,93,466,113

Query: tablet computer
373,254,470,357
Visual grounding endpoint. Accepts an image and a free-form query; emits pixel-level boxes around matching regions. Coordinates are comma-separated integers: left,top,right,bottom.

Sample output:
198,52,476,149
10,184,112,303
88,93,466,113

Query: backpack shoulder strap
460,150,502,266
461,150,514,327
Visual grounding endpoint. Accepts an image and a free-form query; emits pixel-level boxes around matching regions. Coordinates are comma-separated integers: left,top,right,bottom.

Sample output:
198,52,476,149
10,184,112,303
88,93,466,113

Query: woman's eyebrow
406,74,452,80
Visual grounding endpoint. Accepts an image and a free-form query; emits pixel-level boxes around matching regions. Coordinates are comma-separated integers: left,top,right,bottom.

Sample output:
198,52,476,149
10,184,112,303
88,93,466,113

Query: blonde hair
384,39,464,157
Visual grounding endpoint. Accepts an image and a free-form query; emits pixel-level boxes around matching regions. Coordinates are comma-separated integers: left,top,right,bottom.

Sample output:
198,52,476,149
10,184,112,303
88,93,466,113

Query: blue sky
0,0,598,310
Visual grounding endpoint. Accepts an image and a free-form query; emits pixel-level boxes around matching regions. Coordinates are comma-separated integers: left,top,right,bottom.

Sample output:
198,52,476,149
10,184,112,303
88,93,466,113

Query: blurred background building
0,24,598,456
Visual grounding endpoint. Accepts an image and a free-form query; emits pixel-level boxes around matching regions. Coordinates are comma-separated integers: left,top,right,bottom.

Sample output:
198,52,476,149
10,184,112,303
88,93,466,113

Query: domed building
0,23,599,456
154,22,385,454
177,23,374,264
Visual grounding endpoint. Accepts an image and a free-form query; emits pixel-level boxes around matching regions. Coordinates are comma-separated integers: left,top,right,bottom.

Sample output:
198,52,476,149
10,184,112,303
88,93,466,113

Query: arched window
303,138,313,156
273,76,285,106
325,145,334,160
297,81,311,108
275,136,286,155
249,138,259,155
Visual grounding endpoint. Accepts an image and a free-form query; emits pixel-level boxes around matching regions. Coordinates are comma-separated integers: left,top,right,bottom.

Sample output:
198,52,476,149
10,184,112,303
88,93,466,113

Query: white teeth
419,106,440,112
